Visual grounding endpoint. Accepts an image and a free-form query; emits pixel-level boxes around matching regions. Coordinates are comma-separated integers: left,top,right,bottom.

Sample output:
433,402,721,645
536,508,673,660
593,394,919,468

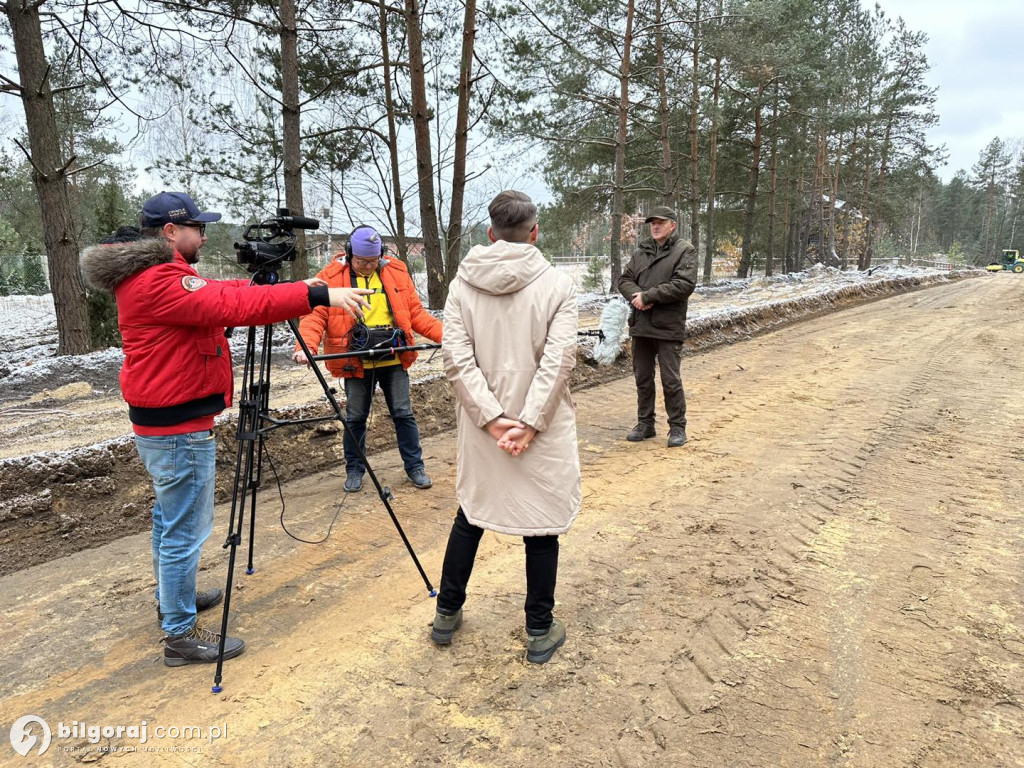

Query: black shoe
163,624,245,666
407,468,432,489
344,470,364,493
626,423,656,442
667,426,688,447
157,587,223,624
431,608,463,645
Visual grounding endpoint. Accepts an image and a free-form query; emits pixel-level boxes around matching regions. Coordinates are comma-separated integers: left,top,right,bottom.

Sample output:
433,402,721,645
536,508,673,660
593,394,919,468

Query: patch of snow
0,263,969,393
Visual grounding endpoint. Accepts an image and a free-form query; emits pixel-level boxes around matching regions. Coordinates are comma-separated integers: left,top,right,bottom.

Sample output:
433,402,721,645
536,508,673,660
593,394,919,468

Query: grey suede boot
431,608,463,645
526,618,566,664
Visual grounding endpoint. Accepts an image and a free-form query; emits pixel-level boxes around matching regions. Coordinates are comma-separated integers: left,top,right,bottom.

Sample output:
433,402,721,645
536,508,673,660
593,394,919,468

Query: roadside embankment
0,268,982,576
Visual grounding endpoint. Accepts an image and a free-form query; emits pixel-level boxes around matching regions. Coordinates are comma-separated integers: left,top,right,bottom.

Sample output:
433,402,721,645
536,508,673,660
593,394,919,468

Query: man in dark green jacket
617,206,697,447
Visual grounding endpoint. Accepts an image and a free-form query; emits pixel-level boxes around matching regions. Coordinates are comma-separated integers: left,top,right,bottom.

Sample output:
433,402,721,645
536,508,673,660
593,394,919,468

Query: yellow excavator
986,249,1024,273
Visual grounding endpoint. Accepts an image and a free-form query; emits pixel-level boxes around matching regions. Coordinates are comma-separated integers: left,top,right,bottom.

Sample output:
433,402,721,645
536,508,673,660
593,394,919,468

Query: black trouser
436,508,559,633
631,335,687,428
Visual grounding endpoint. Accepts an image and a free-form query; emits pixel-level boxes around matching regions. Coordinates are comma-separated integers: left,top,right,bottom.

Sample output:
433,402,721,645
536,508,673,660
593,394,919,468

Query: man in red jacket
292,226,443,492
80,191,370,667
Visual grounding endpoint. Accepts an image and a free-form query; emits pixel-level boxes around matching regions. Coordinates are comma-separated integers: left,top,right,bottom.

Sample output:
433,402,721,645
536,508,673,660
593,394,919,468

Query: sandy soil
1,275,1022,767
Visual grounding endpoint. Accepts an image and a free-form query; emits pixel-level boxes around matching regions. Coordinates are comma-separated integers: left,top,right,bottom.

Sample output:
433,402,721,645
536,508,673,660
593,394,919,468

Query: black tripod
211,271,438,693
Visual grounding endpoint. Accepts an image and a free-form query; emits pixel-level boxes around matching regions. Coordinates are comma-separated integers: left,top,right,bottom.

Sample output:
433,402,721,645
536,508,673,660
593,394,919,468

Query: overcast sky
872,0,1024,179
3,1,1021,199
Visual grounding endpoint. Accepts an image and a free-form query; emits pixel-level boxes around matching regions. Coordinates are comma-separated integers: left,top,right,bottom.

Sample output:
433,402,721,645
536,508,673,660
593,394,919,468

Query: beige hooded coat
443,240,581,536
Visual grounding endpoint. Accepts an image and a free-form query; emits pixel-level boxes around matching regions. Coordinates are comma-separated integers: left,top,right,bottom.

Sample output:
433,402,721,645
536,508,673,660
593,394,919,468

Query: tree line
0,0,1019,356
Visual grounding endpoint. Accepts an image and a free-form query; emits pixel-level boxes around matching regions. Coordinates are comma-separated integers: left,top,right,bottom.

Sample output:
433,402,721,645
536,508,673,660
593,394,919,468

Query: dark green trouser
631,336,687,428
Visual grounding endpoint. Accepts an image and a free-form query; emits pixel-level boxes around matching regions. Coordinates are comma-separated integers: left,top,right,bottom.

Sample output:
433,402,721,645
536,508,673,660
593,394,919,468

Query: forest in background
0,0,1020,354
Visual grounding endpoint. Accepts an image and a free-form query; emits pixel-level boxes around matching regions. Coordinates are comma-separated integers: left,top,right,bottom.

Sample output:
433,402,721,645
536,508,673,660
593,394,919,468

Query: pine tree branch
12,139,48,180
66,158,106,177
0,73,23,93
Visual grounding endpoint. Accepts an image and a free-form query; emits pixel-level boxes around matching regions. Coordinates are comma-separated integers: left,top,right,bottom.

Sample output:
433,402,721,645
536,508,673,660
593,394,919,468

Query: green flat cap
644,205,677,222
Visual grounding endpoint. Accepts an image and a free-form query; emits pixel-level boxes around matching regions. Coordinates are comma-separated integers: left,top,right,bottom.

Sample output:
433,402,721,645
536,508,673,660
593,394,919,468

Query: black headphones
345,225,385,260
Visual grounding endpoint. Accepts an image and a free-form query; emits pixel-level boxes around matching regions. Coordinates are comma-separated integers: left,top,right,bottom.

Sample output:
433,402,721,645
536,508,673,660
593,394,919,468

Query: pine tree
22,251,49,295
970,137,1012,260
7,262,26,295
583,255,606,291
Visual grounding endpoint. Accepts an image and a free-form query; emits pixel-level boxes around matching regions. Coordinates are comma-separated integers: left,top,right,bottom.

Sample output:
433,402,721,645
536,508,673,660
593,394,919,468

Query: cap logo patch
182,276,208,292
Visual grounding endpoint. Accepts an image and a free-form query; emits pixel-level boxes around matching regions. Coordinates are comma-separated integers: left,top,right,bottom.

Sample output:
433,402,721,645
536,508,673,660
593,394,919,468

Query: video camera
234,207,320,278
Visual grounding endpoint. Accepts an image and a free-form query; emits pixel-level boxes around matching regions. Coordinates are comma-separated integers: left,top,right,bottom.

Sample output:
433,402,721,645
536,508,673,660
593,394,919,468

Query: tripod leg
288,318,345,417
213,325,265,693
246,324,274,574
286,319,436,595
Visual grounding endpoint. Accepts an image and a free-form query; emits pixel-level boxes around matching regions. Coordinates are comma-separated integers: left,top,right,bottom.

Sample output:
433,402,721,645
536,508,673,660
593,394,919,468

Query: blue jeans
134,430,216,636
343,366,424,475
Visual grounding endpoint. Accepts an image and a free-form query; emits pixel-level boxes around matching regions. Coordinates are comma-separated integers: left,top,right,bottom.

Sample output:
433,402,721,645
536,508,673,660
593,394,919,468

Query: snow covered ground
0,263,965,399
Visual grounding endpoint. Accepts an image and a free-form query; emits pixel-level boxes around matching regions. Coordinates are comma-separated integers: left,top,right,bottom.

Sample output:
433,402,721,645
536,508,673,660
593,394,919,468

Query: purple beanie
350,226,383,258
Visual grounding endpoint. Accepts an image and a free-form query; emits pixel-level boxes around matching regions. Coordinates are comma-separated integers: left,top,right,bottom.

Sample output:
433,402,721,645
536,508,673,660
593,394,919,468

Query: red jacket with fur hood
295,255,442,379
81,237,315,434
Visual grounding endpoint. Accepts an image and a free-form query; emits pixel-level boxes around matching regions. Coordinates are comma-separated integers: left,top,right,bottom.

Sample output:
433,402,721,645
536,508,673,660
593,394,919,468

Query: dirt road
1,275,1022,767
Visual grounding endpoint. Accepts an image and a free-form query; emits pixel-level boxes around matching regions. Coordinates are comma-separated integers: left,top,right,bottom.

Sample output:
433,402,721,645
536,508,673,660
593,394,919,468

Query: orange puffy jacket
295,255,443,379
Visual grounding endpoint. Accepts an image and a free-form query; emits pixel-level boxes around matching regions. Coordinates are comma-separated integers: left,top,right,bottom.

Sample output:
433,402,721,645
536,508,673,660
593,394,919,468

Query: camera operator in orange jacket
293,226,443,492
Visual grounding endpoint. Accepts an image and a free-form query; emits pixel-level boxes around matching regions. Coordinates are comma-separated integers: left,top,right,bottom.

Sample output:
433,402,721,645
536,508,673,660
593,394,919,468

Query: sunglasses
179,222,207,236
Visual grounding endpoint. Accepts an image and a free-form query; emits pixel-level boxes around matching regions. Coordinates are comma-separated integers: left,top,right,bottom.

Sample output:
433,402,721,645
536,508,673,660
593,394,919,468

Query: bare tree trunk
5,0,90,354
782,175,793,273
993,187,1008,253
405,0,445,307
860,165,872,271
828,129,843,266
737,88,764,278
765,90,779,277
702,4,722,284
815,133,828,264
380,0,408,259
982,170,996,259
788,216,799,273
654,0,673,205
609,0,635,290
1010,196,1020,246
794,120,810,272
858,86,875,270
912,194,924,255
280,0,309,280
444,0,476,287
863,117,893,271
839,123,858,270
688,0,701,246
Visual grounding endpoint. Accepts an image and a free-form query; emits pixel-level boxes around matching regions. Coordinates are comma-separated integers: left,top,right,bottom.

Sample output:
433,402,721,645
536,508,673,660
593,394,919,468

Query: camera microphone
277,215,320,230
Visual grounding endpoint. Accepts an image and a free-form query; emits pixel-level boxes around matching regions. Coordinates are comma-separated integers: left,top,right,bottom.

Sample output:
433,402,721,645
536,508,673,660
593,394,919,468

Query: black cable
349,322,371,349
262,441,349,545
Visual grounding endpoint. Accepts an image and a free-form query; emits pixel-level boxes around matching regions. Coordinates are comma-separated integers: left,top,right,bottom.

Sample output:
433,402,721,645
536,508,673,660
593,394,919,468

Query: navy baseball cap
140,191,222,228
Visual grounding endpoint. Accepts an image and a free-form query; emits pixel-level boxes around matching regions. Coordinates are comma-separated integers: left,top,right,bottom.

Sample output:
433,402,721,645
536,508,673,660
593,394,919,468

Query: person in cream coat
431,190,580,665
